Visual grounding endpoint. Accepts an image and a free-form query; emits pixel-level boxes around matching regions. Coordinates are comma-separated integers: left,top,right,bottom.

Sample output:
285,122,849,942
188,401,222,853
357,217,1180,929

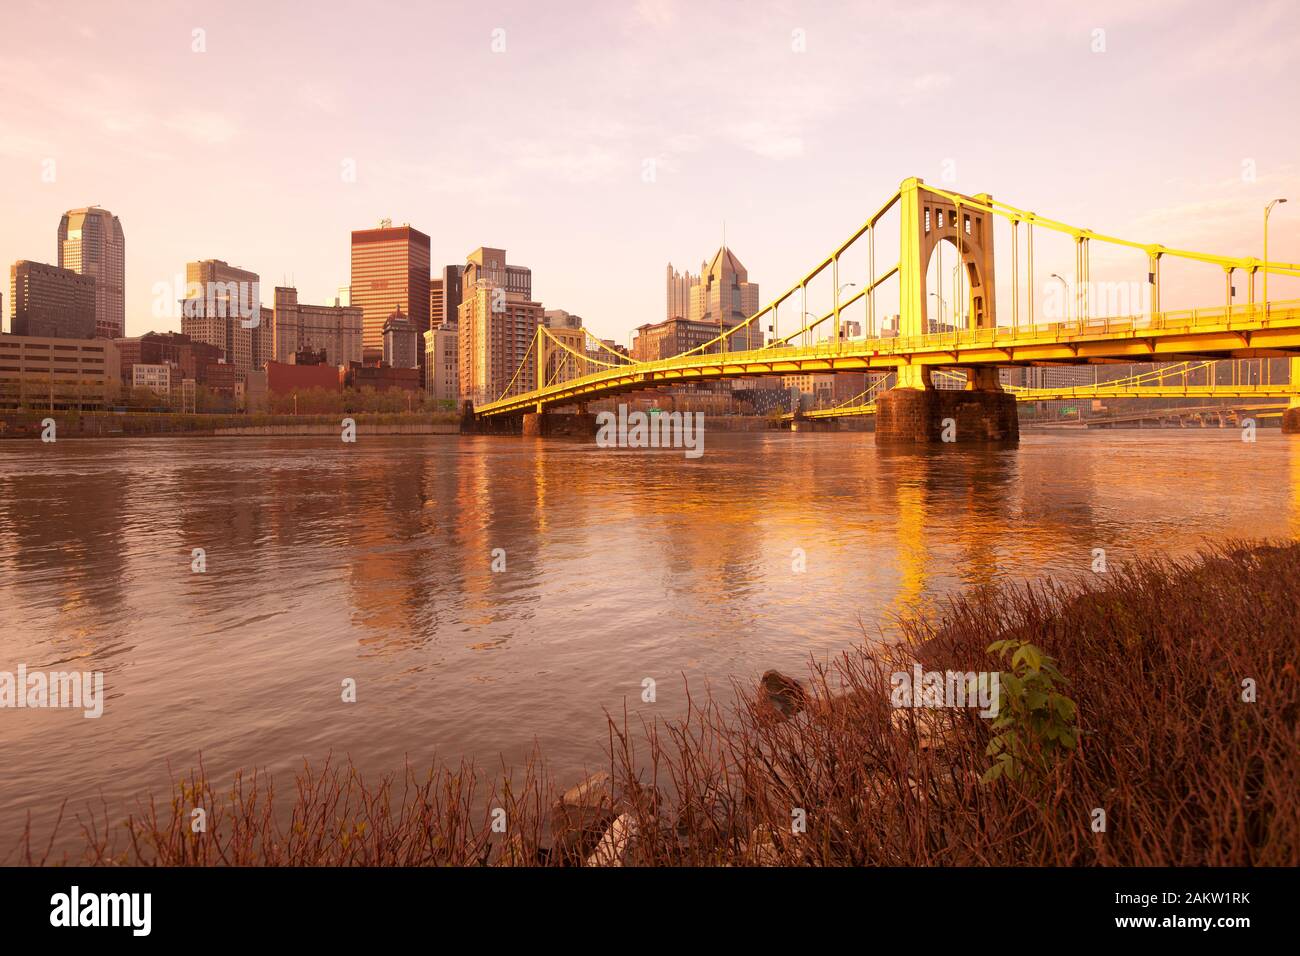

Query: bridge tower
877,177,1018,443
1285,356,1300,433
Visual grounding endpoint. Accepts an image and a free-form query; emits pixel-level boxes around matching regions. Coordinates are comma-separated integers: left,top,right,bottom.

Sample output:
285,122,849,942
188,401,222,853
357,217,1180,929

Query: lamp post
1050,273,1070,323
929,291,945,332
835,282,857,347
1264,198,1288,316
802,311,818,348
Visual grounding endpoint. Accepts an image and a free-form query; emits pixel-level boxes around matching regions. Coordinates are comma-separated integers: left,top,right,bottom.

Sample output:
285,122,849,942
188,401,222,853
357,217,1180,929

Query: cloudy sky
1,0,1296,340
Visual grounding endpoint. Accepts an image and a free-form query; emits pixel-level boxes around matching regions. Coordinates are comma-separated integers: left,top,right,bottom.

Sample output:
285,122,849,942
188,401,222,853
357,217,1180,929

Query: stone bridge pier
521,408,599,438
460,401,521,434
875,367,1019,444
1283,402,1300,434
1284,358,1300,434
462,401,598,438
790,418,841,432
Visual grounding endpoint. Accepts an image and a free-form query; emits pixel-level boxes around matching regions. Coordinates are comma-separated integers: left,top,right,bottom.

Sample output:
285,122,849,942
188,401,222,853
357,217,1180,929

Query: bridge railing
881,298,1300,354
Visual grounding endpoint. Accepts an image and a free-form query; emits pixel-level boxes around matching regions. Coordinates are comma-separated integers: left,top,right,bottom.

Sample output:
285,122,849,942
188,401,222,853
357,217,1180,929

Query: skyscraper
350,222,430,363
635,245,762,361
690,246,760,330
438,264,465,328
179,259,271,377
9,260,96,338
661,247,760,347
458,247,542,406
429,278,443,331
58,207,125,338
666,263,697,321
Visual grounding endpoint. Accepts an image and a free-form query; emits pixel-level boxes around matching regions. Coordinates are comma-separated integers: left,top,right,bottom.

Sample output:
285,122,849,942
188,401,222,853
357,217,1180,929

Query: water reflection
1,430,1298,847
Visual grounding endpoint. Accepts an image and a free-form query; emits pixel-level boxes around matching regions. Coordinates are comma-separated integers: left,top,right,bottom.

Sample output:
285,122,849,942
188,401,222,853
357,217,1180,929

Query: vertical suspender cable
1028,222,1035,328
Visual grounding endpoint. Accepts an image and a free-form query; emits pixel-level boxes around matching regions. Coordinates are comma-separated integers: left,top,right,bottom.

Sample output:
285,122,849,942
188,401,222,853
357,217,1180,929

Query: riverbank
0,410,461,439
13,540,1296,866
0,410,787,438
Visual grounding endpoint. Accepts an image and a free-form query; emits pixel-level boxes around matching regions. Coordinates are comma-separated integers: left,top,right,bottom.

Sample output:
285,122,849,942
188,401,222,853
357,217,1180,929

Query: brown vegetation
11,542,1298,866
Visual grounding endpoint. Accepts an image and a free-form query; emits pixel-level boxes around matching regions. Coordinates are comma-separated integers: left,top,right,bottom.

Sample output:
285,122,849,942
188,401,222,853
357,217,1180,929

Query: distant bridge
782,361,1300,421
1036,402,1289,430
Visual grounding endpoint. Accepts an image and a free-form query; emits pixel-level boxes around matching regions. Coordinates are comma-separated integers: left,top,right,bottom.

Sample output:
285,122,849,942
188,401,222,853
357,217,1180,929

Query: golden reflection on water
1292,437,1300,540
892,465,928,618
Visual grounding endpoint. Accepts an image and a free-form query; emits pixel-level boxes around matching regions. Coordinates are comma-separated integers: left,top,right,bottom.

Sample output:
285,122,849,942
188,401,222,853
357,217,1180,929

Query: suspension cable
494,326,541,403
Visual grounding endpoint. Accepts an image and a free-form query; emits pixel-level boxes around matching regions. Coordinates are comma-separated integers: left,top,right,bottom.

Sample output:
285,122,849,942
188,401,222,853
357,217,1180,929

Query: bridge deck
476,300,1300,417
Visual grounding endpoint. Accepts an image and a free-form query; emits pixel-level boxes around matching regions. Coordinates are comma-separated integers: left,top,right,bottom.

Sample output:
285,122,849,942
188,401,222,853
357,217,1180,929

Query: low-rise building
132,363,173,397
114,331,223,387
630,314,763,362
345,362,421,392
782,371,869,407
203,360,240,403
265,360,343,394
0,334,120,409
382,309,419,370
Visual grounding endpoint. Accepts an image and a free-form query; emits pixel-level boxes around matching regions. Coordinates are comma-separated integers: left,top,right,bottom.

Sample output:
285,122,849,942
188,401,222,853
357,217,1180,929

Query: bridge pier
460,401,521,434
875,381,1019,444
1283,403,1300,434
791,419,841,432
522,410,599,438
1284,359,1300,432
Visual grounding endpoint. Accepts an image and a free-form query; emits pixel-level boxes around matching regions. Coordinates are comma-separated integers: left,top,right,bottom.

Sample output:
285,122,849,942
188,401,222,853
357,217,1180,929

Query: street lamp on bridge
801,311,819,348
836,282,857,345
928,291,944,332
1264,198,1288,316
1049,273,1070,323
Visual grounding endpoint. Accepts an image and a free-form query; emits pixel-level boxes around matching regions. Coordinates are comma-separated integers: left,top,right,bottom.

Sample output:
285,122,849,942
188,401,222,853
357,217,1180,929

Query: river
2,429,1298,848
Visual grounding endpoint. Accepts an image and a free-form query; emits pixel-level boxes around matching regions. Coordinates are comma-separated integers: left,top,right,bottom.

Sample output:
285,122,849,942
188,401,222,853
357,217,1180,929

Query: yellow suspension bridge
470,177,1300,442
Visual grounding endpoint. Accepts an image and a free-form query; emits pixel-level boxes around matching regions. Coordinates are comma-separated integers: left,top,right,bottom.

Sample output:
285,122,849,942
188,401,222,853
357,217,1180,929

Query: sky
1,0,1297,342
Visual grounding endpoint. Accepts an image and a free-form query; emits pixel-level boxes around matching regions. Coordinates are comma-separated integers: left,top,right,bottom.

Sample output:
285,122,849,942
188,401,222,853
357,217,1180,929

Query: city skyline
1,0,1297,347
